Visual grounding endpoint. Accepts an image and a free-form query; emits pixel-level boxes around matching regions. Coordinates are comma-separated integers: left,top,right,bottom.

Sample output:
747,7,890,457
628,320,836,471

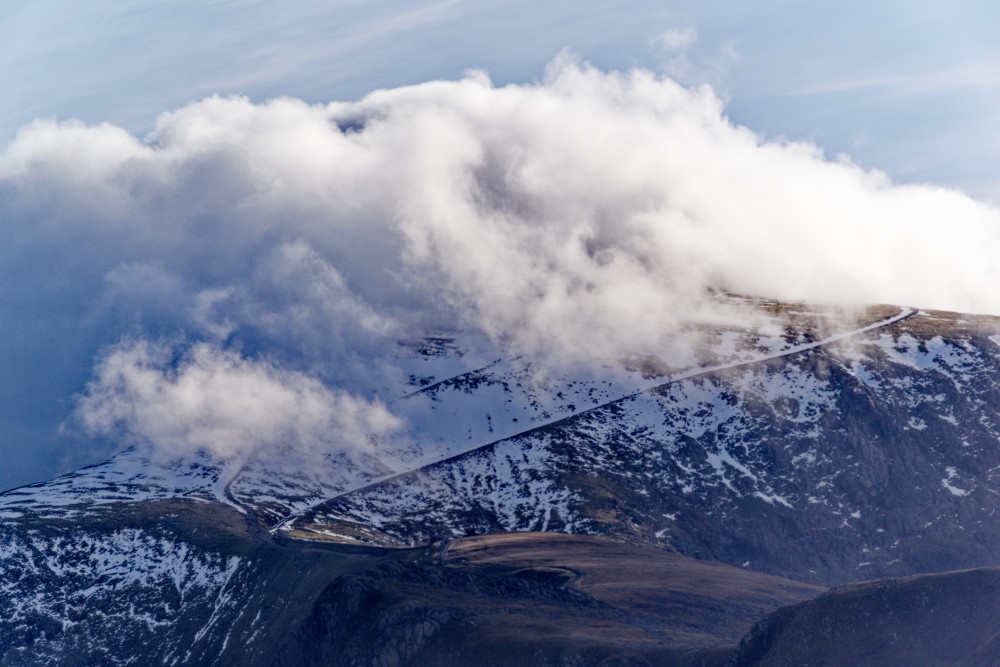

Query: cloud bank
3,57,1000,487
75,340,400,460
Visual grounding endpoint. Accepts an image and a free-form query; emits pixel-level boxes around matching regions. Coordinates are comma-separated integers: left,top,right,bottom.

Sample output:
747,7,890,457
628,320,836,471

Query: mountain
4,300,1000,664
291,304,1000,586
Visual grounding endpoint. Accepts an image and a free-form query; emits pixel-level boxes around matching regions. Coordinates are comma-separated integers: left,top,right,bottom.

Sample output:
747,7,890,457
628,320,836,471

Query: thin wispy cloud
653,27,698,51
774,58,1000,99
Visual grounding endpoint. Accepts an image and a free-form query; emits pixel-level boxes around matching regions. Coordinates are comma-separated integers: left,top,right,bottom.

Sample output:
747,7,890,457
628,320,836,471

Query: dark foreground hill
279,532,825,667
732,566,1000,666
0,499,818,666
8,496,1000,667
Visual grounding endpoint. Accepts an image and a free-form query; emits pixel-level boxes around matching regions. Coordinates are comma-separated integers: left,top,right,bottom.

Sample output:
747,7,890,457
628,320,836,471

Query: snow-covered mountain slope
250,301,912,532
0,448,226,517
0,500,245,666
5,299,901,530
289,307,1000,585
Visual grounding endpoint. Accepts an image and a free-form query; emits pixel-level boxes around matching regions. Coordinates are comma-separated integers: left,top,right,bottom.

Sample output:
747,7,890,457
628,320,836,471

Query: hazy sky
4,1,1000,492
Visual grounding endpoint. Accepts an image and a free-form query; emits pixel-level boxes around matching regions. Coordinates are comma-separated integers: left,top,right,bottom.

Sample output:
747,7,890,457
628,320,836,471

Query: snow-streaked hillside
287,307,1000,584
2,300,911,532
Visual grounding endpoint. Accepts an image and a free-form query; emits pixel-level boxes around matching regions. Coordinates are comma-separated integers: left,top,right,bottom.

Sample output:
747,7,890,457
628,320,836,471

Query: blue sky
4,1,1000,199
4,1,1000,492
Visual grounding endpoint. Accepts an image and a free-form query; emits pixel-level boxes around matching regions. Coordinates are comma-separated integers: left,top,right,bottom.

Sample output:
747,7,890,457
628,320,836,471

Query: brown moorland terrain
277,532,824,666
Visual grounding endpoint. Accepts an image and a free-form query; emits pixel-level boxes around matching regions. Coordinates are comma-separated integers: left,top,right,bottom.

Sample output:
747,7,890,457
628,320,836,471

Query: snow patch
942,467,971,497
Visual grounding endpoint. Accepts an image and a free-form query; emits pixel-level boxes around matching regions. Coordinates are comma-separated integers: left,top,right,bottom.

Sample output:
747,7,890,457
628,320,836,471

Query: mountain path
269,306,916,534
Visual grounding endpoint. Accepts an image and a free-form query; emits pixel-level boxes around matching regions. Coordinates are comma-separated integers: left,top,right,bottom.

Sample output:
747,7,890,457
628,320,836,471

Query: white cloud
75,340,401,460
5,58,1000,470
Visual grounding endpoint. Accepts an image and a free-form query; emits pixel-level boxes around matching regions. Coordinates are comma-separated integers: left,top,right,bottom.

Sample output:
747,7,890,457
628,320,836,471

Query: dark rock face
730,567,1000,666
277,565,460,667
278,559,598,667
